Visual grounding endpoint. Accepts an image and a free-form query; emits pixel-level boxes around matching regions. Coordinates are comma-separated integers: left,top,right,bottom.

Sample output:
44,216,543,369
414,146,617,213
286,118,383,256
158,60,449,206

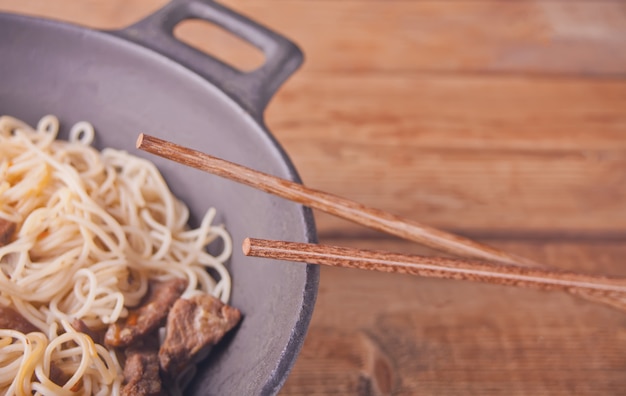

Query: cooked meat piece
0,219,15,247
0,307,69,386
0,306,39,333
49,362,70,387
159,294,241,378
71,318,103,344
121,347,165,396
105,278,187,347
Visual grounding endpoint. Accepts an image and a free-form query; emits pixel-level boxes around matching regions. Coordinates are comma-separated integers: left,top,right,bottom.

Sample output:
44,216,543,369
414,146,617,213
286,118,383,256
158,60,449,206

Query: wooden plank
227,0,626,76
270,74,626,152
0,0,168,29
281,238,626,395
264,74,626,235
1,1,625,76
225,0,626,76
309,237,626,275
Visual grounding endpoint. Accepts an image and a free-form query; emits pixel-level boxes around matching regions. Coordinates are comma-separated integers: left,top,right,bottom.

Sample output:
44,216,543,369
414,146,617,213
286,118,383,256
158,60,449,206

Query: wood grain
282,239,626,396
2,0,625,394
243,237,626,296
1,1,625,76
0,0,168,29
269,74,626,236
215,0,626,76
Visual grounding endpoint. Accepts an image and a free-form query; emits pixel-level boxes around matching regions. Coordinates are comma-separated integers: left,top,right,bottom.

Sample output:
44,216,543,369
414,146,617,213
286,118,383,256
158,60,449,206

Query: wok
0,0,318,394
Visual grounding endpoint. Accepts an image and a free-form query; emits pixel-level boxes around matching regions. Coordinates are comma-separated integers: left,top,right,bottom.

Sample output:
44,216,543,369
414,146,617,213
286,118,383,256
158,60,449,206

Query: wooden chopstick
137,134,535,266
137,134,626,310
243,238,626,297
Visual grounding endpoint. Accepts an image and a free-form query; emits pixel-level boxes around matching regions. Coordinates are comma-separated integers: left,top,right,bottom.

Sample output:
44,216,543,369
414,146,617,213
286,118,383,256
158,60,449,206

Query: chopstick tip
136,133,145,149
242,237,251,256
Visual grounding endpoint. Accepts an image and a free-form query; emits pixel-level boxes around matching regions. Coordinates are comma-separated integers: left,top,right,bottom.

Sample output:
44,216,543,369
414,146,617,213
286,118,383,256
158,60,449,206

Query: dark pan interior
0,14,318,396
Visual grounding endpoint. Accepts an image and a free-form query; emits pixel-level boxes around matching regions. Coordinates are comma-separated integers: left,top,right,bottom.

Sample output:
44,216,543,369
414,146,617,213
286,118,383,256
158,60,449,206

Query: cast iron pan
0,0,318,394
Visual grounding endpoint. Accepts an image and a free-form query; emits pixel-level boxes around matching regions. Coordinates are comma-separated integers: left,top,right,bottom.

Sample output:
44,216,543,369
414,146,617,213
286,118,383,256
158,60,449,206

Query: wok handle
112,0,303,120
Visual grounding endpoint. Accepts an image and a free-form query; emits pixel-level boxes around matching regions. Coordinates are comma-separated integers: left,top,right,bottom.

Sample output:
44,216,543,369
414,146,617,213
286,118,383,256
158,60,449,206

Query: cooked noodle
0,115,232,395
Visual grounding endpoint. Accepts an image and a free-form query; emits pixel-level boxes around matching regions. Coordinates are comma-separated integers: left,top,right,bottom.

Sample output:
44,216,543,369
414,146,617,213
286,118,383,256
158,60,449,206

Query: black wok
0,0,318,394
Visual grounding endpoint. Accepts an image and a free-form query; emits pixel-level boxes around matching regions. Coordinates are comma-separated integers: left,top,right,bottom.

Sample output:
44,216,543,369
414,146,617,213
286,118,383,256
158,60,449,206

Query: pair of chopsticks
137,134,626,310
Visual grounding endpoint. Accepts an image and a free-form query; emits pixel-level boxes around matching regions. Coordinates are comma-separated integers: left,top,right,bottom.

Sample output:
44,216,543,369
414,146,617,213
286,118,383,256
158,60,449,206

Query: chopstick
137,134,534,266
243,238,626,296
136,134,626,310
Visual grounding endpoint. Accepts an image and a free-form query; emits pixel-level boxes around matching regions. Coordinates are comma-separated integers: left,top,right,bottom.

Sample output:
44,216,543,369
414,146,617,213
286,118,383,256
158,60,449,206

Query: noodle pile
0,115,232,395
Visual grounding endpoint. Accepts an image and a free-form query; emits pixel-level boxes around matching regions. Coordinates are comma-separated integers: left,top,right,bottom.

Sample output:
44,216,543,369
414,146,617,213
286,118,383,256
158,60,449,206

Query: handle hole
174,19,265,72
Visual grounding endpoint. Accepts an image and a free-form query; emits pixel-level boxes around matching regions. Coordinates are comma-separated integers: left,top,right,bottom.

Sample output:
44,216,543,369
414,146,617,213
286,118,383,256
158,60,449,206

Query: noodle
0,115,233,395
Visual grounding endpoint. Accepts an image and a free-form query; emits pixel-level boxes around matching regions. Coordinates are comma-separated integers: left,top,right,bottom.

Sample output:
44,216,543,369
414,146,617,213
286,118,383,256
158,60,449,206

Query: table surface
2,0,626,394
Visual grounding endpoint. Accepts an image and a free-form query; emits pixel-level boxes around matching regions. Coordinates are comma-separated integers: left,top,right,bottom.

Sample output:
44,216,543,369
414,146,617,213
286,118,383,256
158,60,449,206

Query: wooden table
2,1,625,394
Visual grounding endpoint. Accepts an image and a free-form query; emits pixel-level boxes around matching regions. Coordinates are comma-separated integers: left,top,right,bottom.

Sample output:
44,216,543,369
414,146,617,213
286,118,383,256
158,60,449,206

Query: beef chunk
71,319,103,345
0,306,39,333
105,278,187,347
0,219,15,247
159,294,241,378
121,347,165,396
49,363,70,387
